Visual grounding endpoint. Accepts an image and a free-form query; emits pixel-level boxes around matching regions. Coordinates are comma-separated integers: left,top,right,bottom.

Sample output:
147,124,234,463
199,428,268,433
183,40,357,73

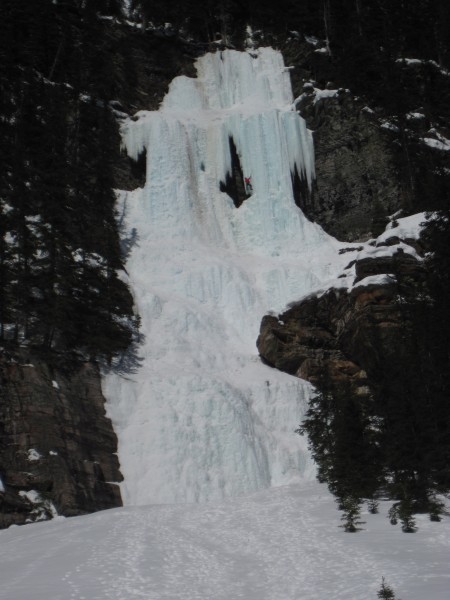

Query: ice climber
244,176,252,194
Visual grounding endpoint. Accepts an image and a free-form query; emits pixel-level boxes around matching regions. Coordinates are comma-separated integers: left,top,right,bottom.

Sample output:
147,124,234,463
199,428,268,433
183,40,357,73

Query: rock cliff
282,39,405,242
0,352,122,528
257,221,426,396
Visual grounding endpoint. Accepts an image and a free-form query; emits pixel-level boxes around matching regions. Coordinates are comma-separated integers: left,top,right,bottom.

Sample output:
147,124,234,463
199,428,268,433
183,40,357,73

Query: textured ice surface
104,48,353,505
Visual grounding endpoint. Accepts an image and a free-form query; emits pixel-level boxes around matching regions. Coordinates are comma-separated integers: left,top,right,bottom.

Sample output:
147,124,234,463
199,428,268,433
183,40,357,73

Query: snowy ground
0,481,449,600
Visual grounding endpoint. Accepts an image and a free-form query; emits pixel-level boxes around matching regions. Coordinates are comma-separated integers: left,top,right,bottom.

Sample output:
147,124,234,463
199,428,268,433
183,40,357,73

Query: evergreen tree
338,495,365,532
377,577,398,600
427,496,445,522
388,499,417,533
0,0,138,360
296,375,336,485
7,74,45,342
297,373,384,502
398,499,417,533
60,94,137,360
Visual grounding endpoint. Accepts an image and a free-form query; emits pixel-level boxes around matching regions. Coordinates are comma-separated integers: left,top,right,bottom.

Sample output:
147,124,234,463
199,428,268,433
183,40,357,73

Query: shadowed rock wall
0,352,122,528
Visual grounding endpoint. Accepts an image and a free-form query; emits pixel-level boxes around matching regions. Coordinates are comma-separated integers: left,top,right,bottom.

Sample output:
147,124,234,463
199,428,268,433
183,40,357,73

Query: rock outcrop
257,225,426,396
297,87,403,241
282,40,404,242
0,351,122,528
280,36,450,244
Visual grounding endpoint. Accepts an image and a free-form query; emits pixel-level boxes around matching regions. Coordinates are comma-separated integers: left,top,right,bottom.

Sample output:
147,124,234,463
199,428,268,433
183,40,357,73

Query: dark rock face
0,352,122,528
301,92,402,241
257,239,425,395
282,41,405,242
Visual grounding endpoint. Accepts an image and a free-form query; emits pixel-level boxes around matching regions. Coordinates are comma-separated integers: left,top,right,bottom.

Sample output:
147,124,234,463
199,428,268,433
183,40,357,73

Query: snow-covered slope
103,48,353,505
1,482,449,600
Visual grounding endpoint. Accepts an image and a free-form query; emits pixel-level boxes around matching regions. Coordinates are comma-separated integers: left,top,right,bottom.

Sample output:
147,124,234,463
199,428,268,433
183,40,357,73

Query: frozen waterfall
103,48,350,505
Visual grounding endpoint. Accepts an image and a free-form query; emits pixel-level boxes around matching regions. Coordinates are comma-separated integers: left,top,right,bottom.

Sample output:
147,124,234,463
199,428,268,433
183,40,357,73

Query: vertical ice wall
103,48,350,505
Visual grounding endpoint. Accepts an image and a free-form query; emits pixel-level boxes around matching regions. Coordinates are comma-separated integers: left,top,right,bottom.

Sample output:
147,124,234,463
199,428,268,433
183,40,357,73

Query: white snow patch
381,120,400,133
245,25,255,49
18,490,59,522
27,449,42,462
365,242,420,260
407,111,425,120
397,58,423,66
423,136,450,151
352,274,396,291
378,212,427,243
397,57,450,77
314,47,329,55
51,380,59,390
304,35,320,46
428,59,450,77
313,88,339,103
19,489,43,504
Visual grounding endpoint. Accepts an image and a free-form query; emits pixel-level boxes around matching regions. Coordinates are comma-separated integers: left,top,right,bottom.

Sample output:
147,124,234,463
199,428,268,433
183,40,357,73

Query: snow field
0,482,449,600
